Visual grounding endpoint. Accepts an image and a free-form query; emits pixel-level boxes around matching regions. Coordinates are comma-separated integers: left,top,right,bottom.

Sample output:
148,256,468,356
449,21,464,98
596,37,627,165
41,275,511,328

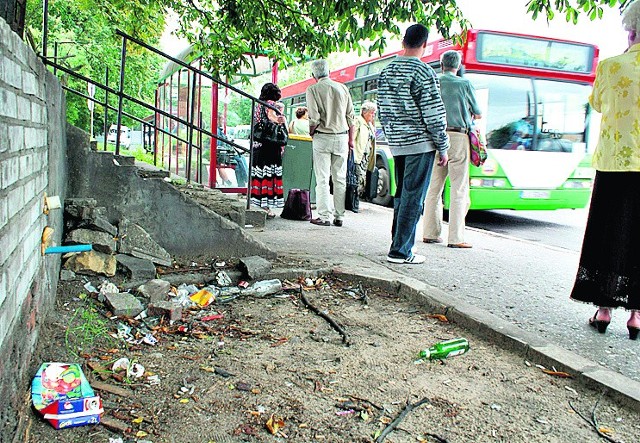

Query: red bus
280,29,599,209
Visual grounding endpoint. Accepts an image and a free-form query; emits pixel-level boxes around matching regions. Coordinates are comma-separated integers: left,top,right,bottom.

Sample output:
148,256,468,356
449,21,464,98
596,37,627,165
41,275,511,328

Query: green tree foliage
163,0,630,80
25,0,166,132
526,0,633,23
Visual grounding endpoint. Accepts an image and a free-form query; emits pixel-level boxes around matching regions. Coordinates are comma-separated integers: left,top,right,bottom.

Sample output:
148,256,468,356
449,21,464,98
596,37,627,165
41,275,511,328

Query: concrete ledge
329,264,640,412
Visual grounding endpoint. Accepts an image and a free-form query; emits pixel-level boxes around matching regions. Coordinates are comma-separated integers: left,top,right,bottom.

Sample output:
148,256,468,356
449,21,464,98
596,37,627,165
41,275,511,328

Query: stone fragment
117,218,172,267
59,269,76,281
66,228,116,254
64,250,116,277
239,256,273,280
103,292,144,317
147,301,182,321
116,254,157,281
64,198,97,219
136,279,171,302
84,213,118,237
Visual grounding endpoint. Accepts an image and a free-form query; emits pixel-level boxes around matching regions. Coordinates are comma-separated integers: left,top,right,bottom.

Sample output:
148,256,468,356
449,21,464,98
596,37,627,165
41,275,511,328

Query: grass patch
65,300,116,357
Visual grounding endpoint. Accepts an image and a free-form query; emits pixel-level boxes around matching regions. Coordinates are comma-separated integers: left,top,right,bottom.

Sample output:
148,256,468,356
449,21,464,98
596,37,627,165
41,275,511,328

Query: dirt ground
22,257,640,443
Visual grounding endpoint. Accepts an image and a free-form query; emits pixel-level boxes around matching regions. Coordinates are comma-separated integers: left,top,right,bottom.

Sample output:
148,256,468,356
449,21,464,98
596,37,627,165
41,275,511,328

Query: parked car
106,124,131,148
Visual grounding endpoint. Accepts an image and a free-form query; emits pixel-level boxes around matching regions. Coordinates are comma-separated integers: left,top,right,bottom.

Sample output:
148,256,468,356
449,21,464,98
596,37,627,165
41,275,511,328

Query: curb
299,262,640,412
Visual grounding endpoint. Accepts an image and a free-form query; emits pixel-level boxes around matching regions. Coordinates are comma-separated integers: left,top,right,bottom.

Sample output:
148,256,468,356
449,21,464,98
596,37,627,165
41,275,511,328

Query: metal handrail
41,23,268,209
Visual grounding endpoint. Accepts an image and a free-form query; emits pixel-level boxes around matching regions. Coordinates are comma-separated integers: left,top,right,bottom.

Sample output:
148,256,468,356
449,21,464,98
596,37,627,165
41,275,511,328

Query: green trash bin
282,134,316,203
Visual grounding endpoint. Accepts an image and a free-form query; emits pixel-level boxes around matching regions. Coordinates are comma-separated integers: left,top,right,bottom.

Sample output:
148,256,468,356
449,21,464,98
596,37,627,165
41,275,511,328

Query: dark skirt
570,171,640,310
250,141,284,209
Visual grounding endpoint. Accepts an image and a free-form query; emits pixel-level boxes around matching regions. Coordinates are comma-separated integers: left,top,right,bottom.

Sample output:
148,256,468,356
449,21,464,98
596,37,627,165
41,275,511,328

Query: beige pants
423,131,470,244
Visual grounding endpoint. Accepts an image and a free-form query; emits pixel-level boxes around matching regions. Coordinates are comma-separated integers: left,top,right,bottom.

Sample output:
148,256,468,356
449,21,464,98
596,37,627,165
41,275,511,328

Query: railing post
186,70,197,182
210,84,219,189
115,37,127,155
154,89,159,166
53,42,57,75
103,67,109,150
247,101,256,209
42,0,49,59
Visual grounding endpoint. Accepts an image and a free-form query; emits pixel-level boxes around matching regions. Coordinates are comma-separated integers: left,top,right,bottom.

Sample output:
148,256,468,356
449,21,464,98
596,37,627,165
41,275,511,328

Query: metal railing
40,6,280,208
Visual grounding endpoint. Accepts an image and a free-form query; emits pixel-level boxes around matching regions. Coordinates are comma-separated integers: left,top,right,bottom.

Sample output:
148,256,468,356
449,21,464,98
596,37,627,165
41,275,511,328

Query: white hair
623,0,640,33
311,59,329,79
360,101,377,115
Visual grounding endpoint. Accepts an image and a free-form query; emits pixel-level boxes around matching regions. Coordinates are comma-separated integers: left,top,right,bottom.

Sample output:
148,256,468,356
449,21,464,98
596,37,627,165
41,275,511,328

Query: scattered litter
200,313,224,321
418,338,469,360
265,414,285,435
99,281,119,297
541,369,572,378
83,282,98,294
147,375,160,385
565,386,578,395
112,358,145,379
242,279,283,297
535,417,549,424
142,333,158,346
490,403,502,411
535,364,546,370
336,409,355,416
216,271,233,287
524,360,532,367
31,362,103,429
109,438,124,443
238,280,249,289
427,313,449,323
215,261,226,267
112,358,130,373
190,287,217,307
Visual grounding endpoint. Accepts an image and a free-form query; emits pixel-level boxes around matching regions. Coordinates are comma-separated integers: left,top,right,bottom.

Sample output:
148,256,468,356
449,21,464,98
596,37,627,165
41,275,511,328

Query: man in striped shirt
377,23,449,264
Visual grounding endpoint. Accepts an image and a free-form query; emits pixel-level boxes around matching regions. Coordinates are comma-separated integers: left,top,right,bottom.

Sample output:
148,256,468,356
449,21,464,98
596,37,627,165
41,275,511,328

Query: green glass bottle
419,338,469,360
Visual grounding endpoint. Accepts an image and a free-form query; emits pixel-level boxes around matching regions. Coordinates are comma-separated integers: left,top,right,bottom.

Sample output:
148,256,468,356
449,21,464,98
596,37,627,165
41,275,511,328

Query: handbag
469,126,487,167
253,106,288,145
364,166,378,201
345,150,359,212
280,189,312,221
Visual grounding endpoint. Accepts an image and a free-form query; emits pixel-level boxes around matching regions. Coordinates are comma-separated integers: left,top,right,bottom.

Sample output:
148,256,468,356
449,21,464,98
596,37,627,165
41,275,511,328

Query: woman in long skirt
250,83,286,217
570,2,640,340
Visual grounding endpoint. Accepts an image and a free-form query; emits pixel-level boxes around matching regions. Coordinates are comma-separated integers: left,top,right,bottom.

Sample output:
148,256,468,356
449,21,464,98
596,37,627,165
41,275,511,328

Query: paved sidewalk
251,201,640,409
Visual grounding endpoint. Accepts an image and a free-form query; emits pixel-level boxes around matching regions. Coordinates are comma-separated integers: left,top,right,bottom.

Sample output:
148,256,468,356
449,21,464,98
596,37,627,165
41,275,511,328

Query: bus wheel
372,162,393,207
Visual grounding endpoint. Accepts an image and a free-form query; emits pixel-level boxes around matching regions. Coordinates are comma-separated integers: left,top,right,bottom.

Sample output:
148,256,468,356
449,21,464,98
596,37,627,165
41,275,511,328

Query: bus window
466,74,533,151
350,84,363,108
533,79,591,153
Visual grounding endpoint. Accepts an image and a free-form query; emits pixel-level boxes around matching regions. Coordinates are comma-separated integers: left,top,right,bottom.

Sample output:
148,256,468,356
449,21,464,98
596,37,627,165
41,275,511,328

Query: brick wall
0,17,67,439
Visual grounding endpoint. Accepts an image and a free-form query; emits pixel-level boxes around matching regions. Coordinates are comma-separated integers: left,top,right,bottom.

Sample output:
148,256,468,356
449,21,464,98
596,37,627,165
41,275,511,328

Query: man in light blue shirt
423,50,482,249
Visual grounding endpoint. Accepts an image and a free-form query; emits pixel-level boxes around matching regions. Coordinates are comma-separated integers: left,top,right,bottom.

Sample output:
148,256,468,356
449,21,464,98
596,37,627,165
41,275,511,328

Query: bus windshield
466,73,591,153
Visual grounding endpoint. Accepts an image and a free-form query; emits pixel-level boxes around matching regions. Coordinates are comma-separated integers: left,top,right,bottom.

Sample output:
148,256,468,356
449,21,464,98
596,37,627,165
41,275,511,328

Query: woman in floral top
570,1,640,340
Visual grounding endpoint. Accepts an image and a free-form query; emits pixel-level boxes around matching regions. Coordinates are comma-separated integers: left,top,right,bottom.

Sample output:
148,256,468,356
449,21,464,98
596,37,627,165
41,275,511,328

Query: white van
107,124,131,148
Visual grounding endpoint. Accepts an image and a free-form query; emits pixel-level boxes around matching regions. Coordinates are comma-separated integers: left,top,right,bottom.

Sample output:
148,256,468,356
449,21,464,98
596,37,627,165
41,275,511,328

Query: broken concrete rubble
103,292,144,317
239,255,273,280
147,300,182,321
136,279,172,303
117,218,172,267
63,250,117,277
115,254,157,281
60,200,173,277
66,228,116,254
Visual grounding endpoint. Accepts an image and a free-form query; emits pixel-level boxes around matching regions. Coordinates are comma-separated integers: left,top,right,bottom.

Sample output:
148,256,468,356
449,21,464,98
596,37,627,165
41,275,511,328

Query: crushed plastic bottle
419,338,469,361
242,279,283,297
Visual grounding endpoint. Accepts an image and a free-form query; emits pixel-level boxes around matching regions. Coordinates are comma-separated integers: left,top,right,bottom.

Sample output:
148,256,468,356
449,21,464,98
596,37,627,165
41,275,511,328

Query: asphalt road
252,202,639,384
466,208,589,252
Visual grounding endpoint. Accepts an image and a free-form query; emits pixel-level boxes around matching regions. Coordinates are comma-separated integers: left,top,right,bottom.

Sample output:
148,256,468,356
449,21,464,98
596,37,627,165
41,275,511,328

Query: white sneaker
386,254,426,264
